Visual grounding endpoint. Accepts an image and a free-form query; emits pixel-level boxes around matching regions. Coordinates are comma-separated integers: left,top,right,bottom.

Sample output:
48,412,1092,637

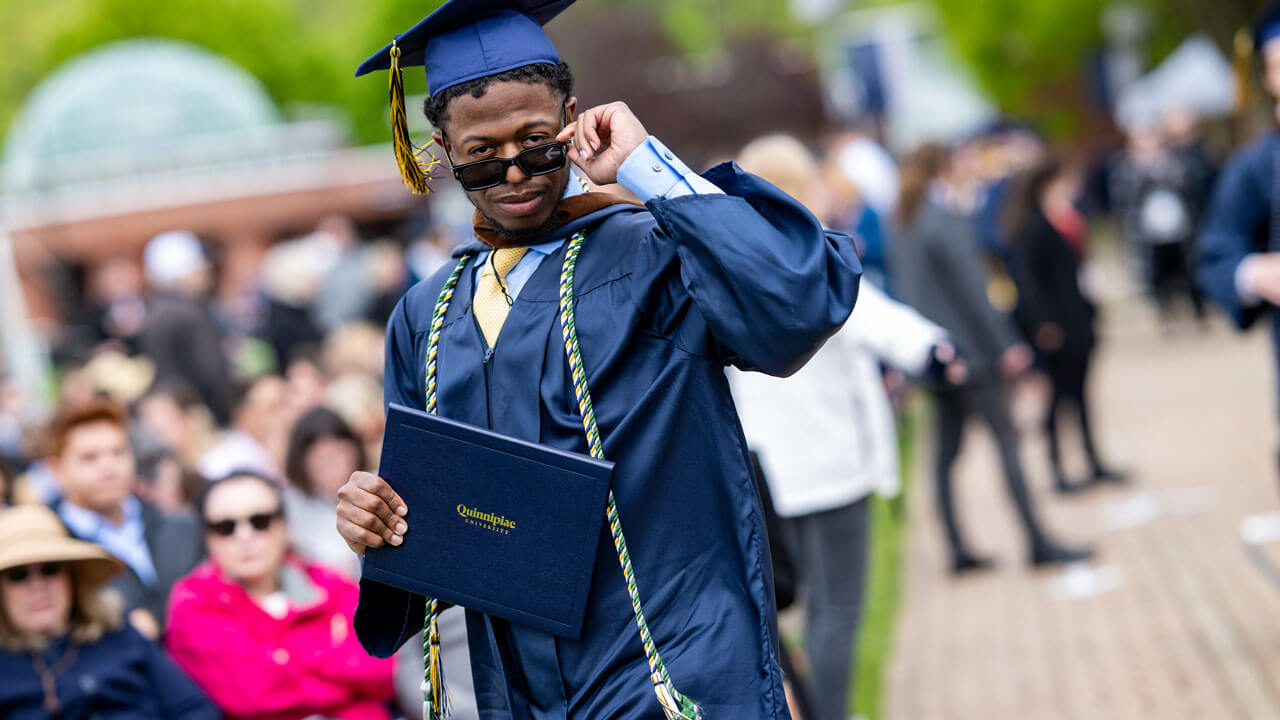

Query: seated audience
167,472,396,720
197,375,290,483
46,398,202,638
284,407,367,578
134,380,217,472
136,447,202,515
0,504,216,719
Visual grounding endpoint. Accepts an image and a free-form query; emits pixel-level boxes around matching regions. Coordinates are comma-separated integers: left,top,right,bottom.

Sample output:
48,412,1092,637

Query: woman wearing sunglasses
166,472,396,720
0,504,217,719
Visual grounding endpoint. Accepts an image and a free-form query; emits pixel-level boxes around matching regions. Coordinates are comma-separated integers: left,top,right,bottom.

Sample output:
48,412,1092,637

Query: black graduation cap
357,0,576,195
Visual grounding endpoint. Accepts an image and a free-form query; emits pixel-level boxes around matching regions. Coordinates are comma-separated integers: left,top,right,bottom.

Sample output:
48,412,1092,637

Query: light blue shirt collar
58,495,158,588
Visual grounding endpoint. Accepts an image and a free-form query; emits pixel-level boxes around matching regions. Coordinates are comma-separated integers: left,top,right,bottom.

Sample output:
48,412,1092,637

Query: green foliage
928,0,1110,133
0,0,809,149
0,0,446,146
2,0,1270,150
928,0,1267,135
624,0,803,54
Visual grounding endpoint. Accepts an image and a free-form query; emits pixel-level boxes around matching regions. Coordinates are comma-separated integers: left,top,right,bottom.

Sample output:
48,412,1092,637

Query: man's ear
432,129,448,159
565,96,578,122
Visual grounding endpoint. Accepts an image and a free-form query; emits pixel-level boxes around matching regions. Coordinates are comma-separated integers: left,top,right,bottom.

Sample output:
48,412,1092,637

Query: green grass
850,406,919,720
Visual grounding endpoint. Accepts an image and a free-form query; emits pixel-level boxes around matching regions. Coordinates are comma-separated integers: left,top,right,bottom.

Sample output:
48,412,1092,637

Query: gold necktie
474,247,529,348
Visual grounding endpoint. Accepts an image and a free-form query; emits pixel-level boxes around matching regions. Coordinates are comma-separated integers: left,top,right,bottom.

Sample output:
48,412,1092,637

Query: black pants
1043,347,1105,478
793,498,871,720
1149,242,1205,320
933,383,1049,560
749,452,815,720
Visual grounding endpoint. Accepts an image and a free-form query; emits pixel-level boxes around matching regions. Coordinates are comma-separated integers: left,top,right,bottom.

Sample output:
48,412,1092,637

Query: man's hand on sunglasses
557,101,647,186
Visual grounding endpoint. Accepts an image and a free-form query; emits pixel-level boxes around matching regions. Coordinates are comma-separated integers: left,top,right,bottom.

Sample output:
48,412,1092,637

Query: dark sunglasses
448,140,569,192
3,562,66,584
205,510,282,538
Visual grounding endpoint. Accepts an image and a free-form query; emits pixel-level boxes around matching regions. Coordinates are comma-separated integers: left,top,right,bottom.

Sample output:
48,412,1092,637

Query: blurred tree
3,0,1274,150
929,0,1270,135
930,0,1108,124
613,0,801,55
0,0,449,148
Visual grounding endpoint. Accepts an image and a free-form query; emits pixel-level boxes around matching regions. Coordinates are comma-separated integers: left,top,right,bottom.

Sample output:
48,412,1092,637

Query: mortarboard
357,0,576,195
1256,1,1280,52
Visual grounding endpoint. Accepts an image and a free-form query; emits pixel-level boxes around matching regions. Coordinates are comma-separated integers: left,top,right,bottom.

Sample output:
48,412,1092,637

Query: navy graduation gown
1198,130,1280,411
355,162,861,719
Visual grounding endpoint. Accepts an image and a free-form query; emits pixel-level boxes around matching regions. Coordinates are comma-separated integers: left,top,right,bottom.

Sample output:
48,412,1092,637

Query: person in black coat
1008,157,1126,493
138,231,233,424
891,144,1092,573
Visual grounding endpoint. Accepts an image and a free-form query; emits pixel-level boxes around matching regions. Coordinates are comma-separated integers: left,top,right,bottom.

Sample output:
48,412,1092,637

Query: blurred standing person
733,134,965,720
138,231,233,424
1162,108,1218,224
87,256,148,354
834,129,900,220
825,152,894,295
1199,2,1280,478
167,472,396,720
1007,156,1127,492
891,143,1092,572
313,215,371,333
0,505,217,719
1110,121,1207,327
258,240,327,373
45,398,203,638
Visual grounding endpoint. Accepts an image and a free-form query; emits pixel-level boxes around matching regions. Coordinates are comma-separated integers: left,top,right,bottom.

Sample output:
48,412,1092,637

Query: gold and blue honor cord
422,231,698,719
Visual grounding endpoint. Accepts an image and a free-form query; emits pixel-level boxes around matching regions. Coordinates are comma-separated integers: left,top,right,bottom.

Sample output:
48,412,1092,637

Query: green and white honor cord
420,230,699,720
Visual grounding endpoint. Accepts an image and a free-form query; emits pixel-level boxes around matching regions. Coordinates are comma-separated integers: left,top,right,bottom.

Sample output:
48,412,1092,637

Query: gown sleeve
354,295,427,658
642,162,862,377
1197,143,1270,330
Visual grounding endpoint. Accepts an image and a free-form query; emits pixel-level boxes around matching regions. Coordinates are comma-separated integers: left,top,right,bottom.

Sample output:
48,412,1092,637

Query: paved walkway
886,251,1280,720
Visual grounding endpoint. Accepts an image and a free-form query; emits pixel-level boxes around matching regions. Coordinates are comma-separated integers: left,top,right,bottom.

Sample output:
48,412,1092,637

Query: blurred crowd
0,213,450,717
0,65,1235,720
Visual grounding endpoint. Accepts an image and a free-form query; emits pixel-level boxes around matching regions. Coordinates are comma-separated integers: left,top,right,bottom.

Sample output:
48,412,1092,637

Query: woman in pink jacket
167,471,395,720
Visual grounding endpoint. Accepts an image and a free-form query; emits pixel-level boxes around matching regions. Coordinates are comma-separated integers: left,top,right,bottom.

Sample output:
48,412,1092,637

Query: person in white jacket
731,135,963,720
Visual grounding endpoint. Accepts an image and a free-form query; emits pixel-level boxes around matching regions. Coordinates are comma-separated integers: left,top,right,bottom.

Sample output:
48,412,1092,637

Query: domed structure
2,38,281,191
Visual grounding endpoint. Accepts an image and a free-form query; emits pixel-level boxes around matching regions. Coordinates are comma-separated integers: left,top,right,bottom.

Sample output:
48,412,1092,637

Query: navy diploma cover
363,403,613,639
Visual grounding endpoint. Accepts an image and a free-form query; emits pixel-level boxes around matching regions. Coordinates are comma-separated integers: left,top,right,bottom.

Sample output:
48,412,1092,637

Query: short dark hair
423,61,575,131
284,406,366,497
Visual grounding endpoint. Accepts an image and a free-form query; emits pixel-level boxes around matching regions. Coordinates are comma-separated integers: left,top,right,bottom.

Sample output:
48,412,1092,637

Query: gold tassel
1235,27,1254,114
422,610,451,719
390,40,441,195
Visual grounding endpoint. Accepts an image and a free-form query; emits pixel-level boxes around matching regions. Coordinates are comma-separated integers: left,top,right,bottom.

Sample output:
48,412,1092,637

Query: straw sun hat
0,506,123,588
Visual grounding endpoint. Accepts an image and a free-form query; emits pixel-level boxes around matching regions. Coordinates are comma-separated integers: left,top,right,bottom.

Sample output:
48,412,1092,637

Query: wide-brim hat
0,505,123,589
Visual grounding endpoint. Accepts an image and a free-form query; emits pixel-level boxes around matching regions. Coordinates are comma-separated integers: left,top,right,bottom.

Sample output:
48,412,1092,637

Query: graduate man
1200,1,1280,472
335,1,861,718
